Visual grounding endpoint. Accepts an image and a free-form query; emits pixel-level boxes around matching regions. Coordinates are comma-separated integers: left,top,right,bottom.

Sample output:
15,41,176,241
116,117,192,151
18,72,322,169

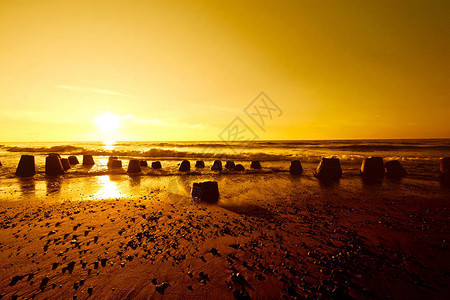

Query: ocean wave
3,140,449,163
139,139,450,149
85,148,302,161
7,145,84,153
322,145,450,151
4,145,295,160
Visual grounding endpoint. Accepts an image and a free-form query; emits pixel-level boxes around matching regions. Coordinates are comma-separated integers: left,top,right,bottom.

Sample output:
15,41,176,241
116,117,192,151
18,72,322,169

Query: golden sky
0,0,449,142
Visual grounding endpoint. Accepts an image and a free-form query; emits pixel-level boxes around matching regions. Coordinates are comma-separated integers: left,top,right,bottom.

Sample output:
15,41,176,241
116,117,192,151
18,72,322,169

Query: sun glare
94,175,122,199
94,113,121,133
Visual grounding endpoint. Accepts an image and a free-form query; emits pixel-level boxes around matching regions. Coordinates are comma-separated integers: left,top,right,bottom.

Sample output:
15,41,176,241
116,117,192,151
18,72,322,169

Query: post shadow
45,176,62,195
128,175,141,187
317,177,341,189
18,177,36,195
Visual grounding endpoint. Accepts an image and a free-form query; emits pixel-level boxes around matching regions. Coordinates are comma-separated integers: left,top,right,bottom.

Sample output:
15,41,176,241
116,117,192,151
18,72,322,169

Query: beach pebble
39,276,50,289
10,275,25,286
155,282,169,293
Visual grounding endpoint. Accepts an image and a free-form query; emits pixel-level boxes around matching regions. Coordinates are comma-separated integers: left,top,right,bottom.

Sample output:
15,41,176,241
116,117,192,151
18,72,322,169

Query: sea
0,139,449,179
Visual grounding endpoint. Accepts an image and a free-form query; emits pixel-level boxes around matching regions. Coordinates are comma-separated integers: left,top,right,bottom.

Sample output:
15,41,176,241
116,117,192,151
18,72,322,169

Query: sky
0,0,449,142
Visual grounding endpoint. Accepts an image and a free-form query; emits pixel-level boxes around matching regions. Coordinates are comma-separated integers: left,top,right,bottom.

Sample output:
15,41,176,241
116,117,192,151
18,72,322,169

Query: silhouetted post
179,160,190,172
234,164,245,171
289,160,303,175
314,157,342,181
211,160,223,171
15,155,36,177
385,160,407,178
68,156,79,165
45,154,65,176
127,160,141,173
60,158,71,171
140,160,148,167
440,157,450,173
192,181,219,202
439,157,450,186
111,160,122,168
361,157,385,178
83,155,95,165
225,161,235,170
195,161,205,168
251,161,262,169
151,161,162,169
107,156,118,168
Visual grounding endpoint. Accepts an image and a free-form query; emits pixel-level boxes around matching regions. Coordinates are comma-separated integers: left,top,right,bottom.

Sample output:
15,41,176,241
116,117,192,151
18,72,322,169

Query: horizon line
1,137,450,144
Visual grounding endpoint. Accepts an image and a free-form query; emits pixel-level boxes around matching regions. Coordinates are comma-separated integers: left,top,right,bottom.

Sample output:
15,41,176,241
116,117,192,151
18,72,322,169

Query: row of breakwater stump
3,154,450,203
4,154,450,186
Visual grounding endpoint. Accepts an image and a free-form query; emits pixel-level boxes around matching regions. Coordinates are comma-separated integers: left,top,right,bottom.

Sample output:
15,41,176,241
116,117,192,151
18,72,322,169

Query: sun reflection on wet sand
94,175,122,199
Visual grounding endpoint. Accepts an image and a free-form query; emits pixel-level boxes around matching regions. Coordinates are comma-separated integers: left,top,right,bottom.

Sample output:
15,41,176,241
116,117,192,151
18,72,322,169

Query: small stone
155,282,169,293
39,276,50,289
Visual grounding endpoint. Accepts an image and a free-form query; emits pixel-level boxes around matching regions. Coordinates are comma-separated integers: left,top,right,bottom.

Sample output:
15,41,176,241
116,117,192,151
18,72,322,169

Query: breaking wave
7,145,84,153
3,139,449,162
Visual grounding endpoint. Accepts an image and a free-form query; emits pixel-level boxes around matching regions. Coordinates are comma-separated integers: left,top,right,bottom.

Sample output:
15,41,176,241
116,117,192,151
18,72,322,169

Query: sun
94,112,121,133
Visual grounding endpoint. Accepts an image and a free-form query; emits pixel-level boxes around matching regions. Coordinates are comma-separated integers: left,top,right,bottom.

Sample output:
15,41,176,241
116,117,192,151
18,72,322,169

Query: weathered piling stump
385,160,407,178
314,157,342,181
289,160,303,175
225,161,235,170
195,161,205,168
15,155,36,177
127,160,141,173
60,158,71,171
361,157,385,178
151,161,162,169
234,164,245,171
111,160,122,169
211,160,223,171
107,156,118,168
68,156,79,165
45,154,65,176
251,161,262,169
83,155,95,166
440,157,450,173
192,181,219,202
439,157,450,187
179,160,190,172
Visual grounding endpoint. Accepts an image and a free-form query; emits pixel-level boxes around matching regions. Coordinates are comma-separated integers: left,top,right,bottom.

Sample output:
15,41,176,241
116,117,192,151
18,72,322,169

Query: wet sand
0,174,449,299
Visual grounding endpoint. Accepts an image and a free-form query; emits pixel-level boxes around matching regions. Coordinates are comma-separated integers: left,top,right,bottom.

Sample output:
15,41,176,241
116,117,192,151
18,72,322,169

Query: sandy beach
1,173,448,299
